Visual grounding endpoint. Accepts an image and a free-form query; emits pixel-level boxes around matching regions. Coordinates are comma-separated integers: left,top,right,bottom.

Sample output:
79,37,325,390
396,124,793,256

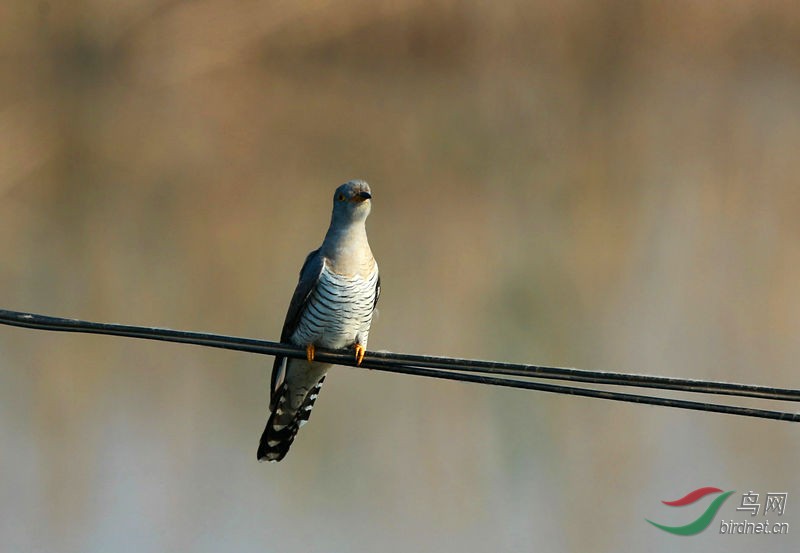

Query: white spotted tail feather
258,377,326,462
258,180,380,462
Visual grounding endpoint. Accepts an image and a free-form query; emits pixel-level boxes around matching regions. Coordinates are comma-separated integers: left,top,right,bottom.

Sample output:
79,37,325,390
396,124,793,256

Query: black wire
363,363,800,423
2,308,796,401
1,308,798,423
366,351,800,402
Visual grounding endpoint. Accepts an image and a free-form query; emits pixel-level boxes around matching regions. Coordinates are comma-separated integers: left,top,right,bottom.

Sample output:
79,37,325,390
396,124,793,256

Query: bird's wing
270,248,325,409
373,273,381,311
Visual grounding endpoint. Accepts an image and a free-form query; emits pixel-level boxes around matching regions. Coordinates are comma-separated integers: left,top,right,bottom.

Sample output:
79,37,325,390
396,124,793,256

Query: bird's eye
338,193,346,201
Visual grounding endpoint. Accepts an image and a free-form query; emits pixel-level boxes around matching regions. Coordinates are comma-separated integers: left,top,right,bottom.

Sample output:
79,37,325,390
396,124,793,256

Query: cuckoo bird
258,180,380,462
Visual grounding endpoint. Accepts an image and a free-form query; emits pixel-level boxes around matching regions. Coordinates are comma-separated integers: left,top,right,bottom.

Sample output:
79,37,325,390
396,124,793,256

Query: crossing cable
1,308,798,423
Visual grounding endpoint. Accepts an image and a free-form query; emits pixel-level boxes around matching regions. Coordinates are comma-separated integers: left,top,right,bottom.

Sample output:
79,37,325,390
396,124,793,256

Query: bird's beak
353,191,372,202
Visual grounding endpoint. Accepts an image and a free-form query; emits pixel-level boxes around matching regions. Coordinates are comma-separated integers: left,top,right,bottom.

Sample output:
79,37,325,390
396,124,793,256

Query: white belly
290,264,378,350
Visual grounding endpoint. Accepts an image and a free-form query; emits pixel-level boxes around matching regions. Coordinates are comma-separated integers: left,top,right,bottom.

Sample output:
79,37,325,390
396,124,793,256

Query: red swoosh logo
662,487,723,506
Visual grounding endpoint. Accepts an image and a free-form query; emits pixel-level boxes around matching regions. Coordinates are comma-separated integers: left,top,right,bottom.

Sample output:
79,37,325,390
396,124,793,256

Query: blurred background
1,1,799,551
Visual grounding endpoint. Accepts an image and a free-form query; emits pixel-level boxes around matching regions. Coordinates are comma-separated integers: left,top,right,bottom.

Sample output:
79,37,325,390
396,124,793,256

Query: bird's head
331,180,372,223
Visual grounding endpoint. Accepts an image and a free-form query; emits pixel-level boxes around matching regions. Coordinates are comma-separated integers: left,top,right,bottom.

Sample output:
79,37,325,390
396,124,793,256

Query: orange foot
306,344,316,363
354,343,366,366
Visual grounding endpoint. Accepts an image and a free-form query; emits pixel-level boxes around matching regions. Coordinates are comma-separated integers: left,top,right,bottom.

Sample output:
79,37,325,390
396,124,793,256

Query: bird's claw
354,343,366,366
306,344,315,363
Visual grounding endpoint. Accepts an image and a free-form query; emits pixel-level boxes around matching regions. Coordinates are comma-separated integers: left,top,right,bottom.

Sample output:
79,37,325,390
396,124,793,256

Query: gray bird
258,180,380,462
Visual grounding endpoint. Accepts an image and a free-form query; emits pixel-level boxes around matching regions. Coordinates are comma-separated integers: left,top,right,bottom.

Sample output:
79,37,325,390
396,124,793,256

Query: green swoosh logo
646,490,735,536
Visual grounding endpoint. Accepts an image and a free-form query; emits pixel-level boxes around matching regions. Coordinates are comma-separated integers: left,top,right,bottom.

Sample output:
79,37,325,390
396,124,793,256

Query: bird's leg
306,344,315,363
354,343,366,366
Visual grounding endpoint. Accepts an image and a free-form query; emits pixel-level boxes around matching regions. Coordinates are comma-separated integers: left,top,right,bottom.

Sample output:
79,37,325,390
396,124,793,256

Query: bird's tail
257,376,325,462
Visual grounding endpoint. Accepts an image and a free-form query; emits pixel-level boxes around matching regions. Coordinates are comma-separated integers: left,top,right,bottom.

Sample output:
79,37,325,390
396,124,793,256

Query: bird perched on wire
258,180,380,462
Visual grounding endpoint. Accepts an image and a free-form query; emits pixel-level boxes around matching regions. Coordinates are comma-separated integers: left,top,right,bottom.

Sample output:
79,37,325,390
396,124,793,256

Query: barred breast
290,261,379,350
